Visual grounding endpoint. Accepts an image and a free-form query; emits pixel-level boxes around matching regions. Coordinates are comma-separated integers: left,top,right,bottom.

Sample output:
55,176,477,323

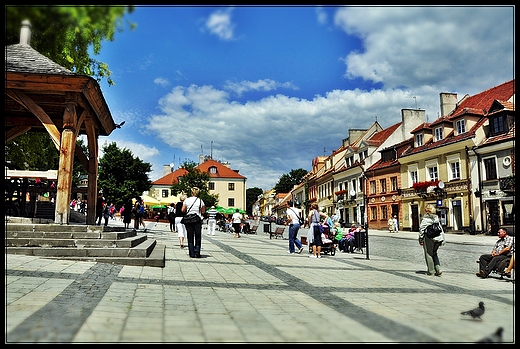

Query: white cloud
223,79,299,96
334,6,514,94
153,77,170,87
206,8,236,41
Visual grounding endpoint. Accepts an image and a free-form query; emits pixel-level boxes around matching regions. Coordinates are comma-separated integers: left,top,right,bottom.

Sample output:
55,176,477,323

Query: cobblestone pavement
5,220,515,343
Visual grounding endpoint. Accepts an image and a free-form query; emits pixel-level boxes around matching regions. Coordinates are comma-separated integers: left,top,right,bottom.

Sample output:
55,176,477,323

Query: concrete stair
5,222,165,268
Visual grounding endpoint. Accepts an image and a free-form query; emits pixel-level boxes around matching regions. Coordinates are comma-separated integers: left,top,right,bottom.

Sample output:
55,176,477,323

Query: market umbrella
215,206,226,213
151,205,167,209
159,195,178,206
223,207,236,215
134,194,161,207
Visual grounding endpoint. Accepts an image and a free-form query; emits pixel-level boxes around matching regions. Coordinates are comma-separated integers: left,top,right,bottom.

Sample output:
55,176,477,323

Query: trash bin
354,230,366,252
264,224,271,233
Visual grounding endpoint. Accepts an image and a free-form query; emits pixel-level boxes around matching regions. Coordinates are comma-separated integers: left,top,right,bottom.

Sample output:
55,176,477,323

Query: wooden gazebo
5,20,117,225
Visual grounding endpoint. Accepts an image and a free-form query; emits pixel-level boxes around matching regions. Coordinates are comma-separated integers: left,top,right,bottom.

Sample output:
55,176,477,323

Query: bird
476,327,503,343
115,121,125,129
461,301,485,320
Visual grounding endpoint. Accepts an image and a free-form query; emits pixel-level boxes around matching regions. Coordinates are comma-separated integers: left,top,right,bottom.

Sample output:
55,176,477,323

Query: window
491,116,505,134
162,190,169,198
415,133,423,146
209,182,215,190
449,161,461,180
483,157,497,180
352,180,357,192
369,180,376,195
456,119,466,135
228,198,235,207
379,179,387,193
381,205,388,220
502,200,514,225
434,127,443,141
391,177,398,191
408,164,418,186
370,206,377,221
228,183,235,191
209,166,217,174
427,166,439,181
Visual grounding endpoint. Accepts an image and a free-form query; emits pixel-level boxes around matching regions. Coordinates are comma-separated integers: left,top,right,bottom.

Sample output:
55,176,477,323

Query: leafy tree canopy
246,187,264,215
170,161,219,208
274,168,308,193
5,5,135,85
97,142,152,207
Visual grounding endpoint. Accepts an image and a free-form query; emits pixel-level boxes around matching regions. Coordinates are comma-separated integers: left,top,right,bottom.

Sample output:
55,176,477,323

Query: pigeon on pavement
461,301,485,320
476,327,503,343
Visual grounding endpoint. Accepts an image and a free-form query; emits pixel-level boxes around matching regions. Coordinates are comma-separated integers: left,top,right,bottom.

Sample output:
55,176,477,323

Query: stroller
308,224,336,256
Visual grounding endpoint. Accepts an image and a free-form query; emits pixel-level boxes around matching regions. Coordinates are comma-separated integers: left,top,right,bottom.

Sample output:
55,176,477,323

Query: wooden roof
5,43,116,139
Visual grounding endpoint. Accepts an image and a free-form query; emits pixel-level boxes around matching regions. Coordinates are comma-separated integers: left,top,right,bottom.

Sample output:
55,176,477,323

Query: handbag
425,221,442,239
180,199,202,225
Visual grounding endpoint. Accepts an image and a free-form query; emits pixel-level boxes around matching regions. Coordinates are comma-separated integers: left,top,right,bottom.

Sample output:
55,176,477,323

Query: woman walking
175,194,187,249
418,204,446,276
307,202,328,258
182,188,205,258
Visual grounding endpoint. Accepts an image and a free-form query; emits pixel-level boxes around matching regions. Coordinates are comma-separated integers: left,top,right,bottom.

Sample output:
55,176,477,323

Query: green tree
170,161,219,208
5,132,60,171
274,168,308,193
5,5,135,86
97,142,152,207
246,187,264,215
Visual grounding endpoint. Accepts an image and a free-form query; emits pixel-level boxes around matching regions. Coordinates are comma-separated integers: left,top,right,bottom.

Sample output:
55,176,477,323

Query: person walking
418,204,446,276
393,214,399,233
175,194,187,248
182,187,205,258
122,199,133,229
232,208,243,238
167,203,176,232
285,202,304,254
476,227,513,279
95,192,105,225
307,202,328,258
206,206,219,236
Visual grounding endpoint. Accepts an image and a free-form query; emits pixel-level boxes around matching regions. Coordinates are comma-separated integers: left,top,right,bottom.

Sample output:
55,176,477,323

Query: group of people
418,203,514,280
388,215,399,233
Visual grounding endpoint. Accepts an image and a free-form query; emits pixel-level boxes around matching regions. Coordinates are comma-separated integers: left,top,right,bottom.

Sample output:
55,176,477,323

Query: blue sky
94,5,514,191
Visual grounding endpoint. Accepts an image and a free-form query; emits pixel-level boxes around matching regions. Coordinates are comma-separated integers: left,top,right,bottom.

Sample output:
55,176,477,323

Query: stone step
5,221,165,268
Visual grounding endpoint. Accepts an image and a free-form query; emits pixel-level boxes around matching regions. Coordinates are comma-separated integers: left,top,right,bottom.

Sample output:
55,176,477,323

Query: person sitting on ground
476,227,514,279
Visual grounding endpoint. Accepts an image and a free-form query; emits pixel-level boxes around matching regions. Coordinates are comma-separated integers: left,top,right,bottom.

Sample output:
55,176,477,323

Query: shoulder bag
425,221,442,239
181,199,202,225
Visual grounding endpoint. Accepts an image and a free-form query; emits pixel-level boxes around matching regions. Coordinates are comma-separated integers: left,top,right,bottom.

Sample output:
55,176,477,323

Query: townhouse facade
147,155,247,210
273,79,515,235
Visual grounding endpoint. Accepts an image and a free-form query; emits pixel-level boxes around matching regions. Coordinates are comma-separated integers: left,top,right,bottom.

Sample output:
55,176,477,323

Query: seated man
476,227,514,278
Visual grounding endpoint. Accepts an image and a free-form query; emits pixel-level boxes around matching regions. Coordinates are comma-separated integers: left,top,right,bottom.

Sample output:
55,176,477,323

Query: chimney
401,109,426,139
439,92,458,117
20,20,32,45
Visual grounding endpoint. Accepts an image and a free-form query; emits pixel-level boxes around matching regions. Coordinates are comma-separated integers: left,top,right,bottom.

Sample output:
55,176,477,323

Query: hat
211,206,215,209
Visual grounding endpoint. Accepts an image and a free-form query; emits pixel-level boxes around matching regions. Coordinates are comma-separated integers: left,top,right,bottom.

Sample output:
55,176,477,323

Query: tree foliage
274,168,308,193
5,5,135,85
97,142,152,207
246,187,264,215
5,132,60,171
170,161,219,208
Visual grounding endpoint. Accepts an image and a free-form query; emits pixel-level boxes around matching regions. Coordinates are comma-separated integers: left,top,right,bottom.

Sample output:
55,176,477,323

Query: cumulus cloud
223,79,299,96
206,8,236,41
153,77,170,87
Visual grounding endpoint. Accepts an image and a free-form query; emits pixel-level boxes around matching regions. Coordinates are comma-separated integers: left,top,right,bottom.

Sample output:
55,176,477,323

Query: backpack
139,205,145,214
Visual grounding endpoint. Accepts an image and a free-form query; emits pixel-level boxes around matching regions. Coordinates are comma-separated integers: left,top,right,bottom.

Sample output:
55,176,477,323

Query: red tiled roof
152,159,245,185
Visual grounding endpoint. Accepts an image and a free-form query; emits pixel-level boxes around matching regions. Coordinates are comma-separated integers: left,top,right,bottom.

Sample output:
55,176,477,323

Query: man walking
285,202,304,254
207,206,219,236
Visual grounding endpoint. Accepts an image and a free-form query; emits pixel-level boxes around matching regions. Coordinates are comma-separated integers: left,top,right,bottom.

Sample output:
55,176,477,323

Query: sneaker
287,251,294,254
435,270,442,276
298,247,304,254
309,255,317,258
317,255,322,259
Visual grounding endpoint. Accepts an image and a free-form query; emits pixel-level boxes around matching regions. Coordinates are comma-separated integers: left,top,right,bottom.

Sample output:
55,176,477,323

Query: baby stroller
308,224,336,256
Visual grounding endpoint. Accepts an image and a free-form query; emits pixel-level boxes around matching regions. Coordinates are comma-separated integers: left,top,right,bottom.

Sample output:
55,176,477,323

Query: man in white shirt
206,206,219,236
285,202,304,254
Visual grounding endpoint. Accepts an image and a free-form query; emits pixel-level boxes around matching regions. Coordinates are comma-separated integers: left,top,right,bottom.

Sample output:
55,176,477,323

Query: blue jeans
288,224,303,253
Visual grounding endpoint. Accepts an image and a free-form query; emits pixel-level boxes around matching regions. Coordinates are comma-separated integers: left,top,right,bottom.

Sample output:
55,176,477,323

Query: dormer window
209,166,217,174
490,115,505,135
455,119,466,135
434,127,443,141
415,133,423,146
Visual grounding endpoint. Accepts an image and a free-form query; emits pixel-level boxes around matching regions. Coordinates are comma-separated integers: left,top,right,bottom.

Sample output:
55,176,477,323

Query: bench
269,227,285,239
